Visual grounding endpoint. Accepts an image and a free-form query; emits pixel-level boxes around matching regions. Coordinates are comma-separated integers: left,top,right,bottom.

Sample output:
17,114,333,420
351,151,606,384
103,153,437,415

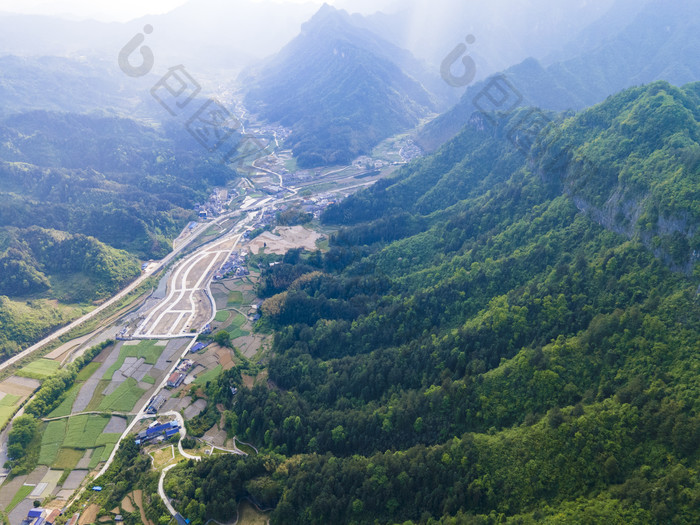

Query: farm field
16,358,60,379
97,378,145,412
0,393,21,428
0,376,41,429
103,340,164,380
227,290,244,306
48,383,82,418
193,365,222,387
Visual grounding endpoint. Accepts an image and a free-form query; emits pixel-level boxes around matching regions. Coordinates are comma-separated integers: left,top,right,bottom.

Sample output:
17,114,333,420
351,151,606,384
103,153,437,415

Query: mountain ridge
241,4,438,168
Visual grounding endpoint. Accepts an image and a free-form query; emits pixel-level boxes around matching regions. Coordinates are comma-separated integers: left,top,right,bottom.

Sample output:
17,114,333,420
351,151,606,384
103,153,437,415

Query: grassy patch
103,340,164,380
6,484,33,513
53,447,83,470
98,378,145,412
230,327,250,340
16,358,61,379
101,443,115,462
43,419,67,444
38,442,61,466
230,313,246,329
63,414,109,449
48,383,82,418
89,446,105,469
227,291,244,306
142,374,155,385
193,365,222,387
316,238,330,251
237,501,270,525
235,440,257,456
76,361,101,381
0,393,21,428
95,433,121,447
149,445,175,468
214,310,230,323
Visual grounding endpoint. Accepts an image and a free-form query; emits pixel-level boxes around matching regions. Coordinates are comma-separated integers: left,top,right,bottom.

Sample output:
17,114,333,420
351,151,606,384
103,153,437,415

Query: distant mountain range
241,5,439,168
418,0,700,150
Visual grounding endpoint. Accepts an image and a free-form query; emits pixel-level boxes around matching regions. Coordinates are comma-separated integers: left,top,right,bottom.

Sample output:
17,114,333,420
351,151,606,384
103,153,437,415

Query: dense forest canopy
161,82,700,524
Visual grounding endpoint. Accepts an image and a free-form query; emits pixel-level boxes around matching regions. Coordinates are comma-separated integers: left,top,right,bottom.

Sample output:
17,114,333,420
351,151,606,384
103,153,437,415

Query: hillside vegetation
0,110,238,361
161,82,700,524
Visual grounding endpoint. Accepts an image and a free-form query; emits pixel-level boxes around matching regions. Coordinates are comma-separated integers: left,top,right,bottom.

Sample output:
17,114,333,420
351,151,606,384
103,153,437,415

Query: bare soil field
79,503,99,525
217,347,234,370
0,376,41,396
248,226,322,255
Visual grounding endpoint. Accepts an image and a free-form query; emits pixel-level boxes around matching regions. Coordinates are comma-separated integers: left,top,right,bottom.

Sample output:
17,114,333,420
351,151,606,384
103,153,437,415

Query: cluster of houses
166,359,194,388
24,508,61,525
195,188,232,219
298,194,338,219
352,156,389,170
213,250,249,281
135,420,180,446
399,139,423,162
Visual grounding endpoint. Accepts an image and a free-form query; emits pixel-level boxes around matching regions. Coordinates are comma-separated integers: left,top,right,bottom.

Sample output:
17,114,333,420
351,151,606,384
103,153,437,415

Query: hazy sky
0,0,338,22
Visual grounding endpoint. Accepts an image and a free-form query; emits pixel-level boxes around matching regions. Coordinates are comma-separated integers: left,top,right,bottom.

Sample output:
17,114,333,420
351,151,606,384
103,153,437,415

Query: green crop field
0,393,21,428
76,361,101,381
97,378,145,412
39,419,67,465
95,433,121,447
63,414,110,449
214,310,230,322
38,441,61,466
44,419,67,444
16,358,61,379
53,447,84,470
194,365,222,387
142,374,155,385
103,340,164,380
227,291,243,306
101,443,115,461
48,383,82,418
89,446,105,469
231,313,246,329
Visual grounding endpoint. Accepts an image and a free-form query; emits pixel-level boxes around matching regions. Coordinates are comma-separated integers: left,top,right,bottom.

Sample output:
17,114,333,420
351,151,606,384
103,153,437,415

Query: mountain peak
302,3,351,34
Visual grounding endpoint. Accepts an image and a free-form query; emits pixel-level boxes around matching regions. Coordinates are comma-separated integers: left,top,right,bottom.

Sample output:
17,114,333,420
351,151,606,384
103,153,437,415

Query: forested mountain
241,5,437,168
0,56,141,117
419,0,700,150
161,82,700,523
0,110,238,361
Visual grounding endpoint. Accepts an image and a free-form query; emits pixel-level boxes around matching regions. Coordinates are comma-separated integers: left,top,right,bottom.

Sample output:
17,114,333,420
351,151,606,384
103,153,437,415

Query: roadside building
167,372,185,388
146,394,166,414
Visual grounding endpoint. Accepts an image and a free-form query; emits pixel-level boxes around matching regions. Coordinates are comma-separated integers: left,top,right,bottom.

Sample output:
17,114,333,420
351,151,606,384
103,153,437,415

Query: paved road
158,463,179,516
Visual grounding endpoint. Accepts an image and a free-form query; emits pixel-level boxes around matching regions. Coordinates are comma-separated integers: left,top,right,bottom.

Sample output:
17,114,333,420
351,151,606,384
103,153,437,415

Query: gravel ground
62,469,88,491
153,340,184,371
184,399,207,419
104,416,127,434
9,498,34,525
